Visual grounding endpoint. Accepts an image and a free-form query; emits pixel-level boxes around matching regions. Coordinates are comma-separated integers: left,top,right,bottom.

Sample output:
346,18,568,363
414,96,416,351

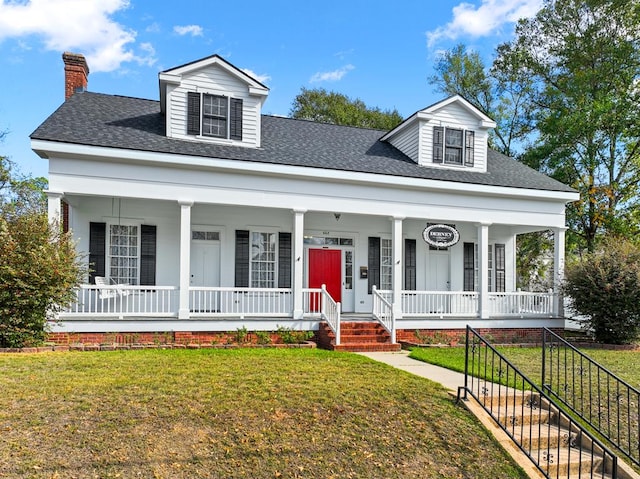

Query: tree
0,155,84,347
430,44,550,289
429,43,536,158
563,238,640,344
290,87,403,130
495,0,640,252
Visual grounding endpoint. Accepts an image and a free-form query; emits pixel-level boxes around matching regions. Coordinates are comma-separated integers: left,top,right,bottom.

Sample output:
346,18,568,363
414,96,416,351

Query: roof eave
31,138,580,203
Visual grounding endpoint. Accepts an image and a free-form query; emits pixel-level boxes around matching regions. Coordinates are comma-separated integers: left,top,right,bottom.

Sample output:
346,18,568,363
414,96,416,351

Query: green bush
0,213,84,347
563,238,640,344
276,326,313,344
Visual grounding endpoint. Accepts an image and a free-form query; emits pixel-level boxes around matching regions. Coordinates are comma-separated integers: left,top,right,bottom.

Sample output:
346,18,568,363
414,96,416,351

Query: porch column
477,223,491,319
553,227,566,317
178,200,193,320
292,209,306,320
46,191,63,228
392,216,404,320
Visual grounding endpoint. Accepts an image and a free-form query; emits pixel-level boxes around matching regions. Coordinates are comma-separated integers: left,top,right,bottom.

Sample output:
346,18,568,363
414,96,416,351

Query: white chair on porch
95,276,130,300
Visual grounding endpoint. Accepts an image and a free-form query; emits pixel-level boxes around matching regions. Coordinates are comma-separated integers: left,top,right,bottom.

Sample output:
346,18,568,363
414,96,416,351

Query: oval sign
422,224,460,248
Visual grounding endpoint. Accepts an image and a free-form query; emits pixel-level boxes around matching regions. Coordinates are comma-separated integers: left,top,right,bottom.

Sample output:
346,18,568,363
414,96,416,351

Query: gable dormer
159,55,269,148
381,95,496,173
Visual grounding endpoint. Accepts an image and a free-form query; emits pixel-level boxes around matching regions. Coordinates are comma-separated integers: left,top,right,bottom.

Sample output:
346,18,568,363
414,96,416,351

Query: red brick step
315,320,401,352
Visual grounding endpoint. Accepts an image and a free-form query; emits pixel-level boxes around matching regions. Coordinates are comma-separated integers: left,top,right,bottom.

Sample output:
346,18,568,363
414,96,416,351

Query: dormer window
187,92,243,140
433,126,474,167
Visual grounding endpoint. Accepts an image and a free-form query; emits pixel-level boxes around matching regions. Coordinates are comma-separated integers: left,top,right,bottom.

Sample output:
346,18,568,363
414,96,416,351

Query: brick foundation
397,327,566,345
46,330,293,346
47,327,564,347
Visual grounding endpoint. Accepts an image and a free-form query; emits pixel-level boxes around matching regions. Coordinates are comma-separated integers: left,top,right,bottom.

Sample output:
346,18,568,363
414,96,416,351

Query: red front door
309,249,342,306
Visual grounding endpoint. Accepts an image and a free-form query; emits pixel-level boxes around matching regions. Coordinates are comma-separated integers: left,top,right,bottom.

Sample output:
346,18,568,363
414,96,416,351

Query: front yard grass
0,348,527,478
409,346,640,386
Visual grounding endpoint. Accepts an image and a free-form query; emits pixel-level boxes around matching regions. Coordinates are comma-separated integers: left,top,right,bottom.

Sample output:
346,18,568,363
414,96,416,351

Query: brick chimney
62,52,89,100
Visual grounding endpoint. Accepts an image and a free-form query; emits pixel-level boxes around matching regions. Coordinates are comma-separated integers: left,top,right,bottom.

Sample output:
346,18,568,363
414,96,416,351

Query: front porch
56,285,562,348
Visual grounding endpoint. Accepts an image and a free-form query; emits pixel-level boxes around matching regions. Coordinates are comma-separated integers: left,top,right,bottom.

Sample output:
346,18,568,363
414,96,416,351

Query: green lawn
409,346,640,386
410,343,640,470
0,348,527,479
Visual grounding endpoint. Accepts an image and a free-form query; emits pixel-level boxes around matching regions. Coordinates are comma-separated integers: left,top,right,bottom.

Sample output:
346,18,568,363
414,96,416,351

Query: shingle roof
31,92,575,193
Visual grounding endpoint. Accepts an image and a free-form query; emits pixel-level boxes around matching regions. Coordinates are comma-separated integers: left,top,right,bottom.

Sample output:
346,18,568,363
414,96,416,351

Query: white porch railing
302,285,341,345
488,291,555,317
62,285,178,317
372,286,395,343
60,285,556,322
189,287,292,317
400,291,479,318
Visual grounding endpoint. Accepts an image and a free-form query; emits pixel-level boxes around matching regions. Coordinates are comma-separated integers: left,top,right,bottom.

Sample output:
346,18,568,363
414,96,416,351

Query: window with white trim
187,92,243,140
251,232,277,288
109,224,138,285
380,238,393,290
202,95,227,138
433,126,475,167
464,243,505,292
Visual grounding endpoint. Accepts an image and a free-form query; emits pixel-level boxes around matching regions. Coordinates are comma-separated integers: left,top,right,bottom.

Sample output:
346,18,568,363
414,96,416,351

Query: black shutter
404,239,416,291
368,237,381,294
433,126,444,163
235,230,250,287
495,243,505,292
140,225,157,286
464,130,475,167
187,91,200,135
463,242,475,291
89,222,106,284
230,98,243,140
278,232,291,288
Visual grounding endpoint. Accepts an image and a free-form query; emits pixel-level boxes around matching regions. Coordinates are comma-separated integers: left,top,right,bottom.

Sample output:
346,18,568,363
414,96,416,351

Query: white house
31,53,578,349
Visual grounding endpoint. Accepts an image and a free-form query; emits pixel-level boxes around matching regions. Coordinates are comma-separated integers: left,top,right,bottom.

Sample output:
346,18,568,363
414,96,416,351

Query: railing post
463,325,470,400
321,284,327,318
335,302,341,346
541,327,547,391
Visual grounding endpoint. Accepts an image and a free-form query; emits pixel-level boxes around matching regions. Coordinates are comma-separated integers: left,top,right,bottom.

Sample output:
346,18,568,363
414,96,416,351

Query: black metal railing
458,326,618,479
543,327,640,468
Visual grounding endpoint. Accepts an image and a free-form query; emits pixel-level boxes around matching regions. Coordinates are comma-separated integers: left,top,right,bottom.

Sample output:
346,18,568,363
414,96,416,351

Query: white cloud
173,24,203,37
242,68,271,85
426,0,543,47
310,64,354,83
334,49,354,60
146,22,161,33
0,0,156,72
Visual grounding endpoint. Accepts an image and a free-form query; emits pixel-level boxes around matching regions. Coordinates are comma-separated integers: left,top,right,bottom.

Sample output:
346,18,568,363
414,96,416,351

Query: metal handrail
458,326,618,479
542,327,640,467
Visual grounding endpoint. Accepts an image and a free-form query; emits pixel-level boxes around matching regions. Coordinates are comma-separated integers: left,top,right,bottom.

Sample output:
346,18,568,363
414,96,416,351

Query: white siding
387,121,419,162
167,64,262,148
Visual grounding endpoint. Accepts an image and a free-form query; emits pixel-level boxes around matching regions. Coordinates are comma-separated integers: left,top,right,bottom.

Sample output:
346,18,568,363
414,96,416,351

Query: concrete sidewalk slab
359,350,466,392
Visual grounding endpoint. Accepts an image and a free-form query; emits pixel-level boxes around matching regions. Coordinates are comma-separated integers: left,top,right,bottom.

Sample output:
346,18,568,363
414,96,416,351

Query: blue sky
0,0,543,179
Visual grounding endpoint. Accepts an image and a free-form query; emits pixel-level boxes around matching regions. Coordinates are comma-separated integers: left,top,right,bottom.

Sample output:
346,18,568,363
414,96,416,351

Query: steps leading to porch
316,320,401,352
477,389,620,479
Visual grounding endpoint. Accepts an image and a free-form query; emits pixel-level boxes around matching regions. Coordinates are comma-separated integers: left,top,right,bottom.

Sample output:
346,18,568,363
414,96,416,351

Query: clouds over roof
173,24,203,37
310,64,354,83
0,0,156,72
426,0,542,47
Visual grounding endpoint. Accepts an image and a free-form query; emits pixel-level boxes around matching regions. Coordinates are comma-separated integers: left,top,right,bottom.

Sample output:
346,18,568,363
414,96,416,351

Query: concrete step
511,423,574,450
532,447,605,477
478,391,540,409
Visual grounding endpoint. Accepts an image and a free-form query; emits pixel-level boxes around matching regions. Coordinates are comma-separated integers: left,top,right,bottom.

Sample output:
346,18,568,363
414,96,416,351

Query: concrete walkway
359,350,466,391
359,350,546,479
